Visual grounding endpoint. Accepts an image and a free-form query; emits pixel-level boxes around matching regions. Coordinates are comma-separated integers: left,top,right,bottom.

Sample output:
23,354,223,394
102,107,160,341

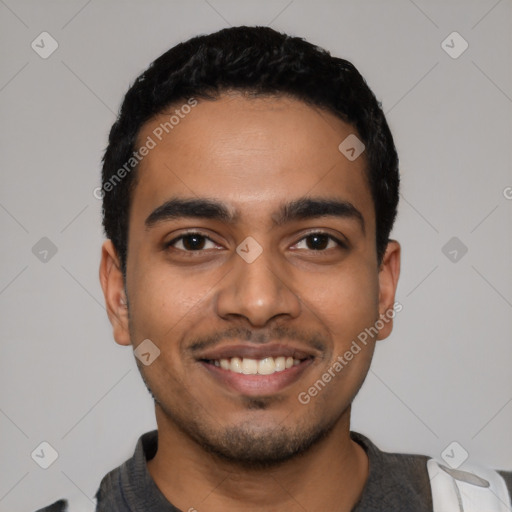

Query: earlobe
377,240,401,341
99,240,131,346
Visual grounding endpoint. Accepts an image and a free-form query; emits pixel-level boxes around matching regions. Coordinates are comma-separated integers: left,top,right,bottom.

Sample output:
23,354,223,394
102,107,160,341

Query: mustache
187,325,327,354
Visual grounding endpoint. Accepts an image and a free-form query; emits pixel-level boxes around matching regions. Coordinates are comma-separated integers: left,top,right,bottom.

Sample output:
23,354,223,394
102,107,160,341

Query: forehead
131,93,374,230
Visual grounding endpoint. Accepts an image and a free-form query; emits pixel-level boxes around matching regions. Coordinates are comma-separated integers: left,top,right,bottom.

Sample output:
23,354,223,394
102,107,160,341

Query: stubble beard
154,391,345,469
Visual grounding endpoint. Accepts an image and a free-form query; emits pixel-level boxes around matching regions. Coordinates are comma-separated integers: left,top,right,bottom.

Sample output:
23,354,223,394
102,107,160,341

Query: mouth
204,355,305,375
196,344,317,396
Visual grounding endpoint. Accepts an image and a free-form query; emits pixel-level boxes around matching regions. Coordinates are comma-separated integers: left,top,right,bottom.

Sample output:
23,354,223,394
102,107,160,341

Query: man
37,26,511,511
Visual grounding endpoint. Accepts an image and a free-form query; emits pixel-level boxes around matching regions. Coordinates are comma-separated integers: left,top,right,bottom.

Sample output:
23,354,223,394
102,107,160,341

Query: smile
195,343,318,395
206,356,303,375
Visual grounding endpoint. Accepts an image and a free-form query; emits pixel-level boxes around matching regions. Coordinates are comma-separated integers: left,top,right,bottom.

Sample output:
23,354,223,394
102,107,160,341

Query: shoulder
351,431,433,511
33,431,157,512
351,431,512,511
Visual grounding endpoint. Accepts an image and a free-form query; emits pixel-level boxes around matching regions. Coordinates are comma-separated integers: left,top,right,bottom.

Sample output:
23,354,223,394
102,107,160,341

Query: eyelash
165,231,347,252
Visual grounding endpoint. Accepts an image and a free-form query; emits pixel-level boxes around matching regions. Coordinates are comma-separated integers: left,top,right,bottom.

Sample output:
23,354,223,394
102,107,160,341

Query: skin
100,92,400,512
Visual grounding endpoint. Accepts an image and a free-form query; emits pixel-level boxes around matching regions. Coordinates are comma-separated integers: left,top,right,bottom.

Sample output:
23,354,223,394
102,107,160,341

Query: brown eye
181,234,207,250
293,232,344,251
167,233,218,251
305,234,330,250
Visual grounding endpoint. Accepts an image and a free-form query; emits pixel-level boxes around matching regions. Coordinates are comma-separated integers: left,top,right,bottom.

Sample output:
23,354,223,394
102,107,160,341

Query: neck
147,405,369,512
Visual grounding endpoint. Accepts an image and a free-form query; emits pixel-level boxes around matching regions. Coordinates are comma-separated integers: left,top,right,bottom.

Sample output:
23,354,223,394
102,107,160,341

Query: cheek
126,262,222,343
297,262,380,337
295,267,379,413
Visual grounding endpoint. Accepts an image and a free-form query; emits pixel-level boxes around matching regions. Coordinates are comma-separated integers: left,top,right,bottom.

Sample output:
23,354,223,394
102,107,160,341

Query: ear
377,240,401,340
99,240,131,346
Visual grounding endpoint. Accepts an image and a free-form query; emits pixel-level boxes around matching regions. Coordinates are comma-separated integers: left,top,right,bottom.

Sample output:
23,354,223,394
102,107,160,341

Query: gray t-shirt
36,430,512,511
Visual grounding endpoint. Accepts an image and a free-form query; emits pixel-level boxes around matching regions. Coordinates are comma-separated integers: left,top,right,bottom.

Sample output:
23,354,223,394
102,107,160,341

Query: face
100,92,400,466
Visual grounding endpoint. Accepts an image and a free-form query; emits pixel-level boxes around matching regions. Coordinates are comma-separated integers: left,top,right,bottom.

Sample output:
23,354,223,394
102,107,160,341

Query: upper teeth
212,356,301,375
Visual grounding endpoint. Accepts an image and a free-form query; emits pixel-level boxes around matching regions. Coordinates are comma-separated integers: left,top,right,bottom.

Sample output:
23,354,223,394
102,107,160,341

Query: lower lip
200,359,314,396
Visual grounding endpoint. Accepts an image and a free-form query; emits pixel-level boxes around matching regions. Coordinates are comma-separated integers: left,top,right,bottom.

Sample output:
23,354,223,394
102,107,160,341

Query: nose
214,244,301,327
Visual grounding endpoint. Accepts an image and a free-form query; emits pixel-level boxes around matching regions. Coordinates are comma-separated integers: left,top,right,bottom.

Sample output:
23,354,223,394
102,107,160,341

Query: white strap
427,458,511,512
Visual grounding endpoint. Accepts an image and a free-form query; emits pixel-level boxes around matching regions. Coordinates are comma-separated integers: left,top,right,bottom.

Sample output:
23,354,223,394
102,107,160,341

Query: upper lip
196,343,318,361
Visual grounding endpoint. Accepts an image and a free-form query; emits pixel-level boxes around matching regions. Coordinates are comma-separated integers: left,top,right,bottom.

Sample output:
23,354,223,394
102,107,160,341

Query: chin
181,414,338,469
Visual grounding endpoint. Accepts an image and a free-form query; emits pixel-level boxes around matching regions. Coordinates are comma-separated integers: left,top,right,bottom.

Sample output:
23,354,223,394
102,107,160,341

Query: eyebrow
145,197,365,234
145,198,235,228
274,197,365,234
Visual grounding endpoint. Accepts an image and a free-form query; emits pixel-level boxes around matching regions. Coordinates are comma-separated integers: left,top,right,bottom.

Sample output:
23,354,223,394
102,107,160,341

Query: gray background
1,0,511,510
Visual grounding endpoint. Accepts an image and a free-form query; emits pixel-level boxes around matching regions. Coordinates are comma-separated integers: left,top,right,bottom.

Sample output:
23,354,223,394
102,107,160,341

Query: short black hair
101,25,399,274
